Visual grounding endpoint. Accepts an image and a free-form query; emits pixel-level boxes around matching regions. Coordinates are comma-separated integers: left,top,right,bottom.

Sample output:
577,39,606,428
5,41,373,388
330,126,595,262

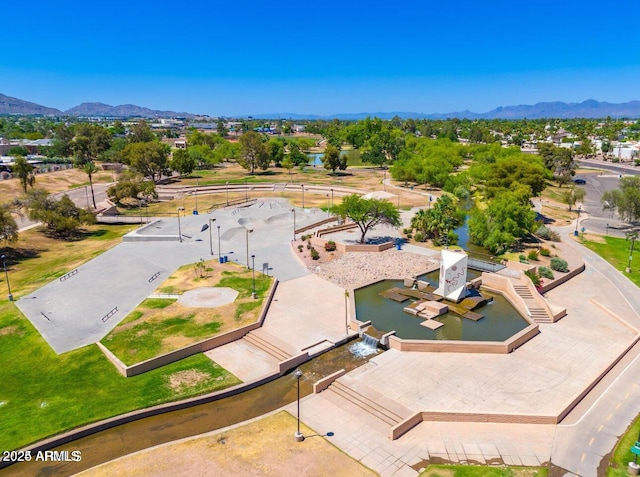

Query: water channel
4,343,379,477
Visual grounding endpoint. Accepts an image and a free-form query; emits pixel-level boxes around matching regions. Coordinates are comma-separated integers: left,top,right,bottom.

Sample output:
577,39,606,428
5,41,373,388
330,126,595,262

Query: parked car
573,178,586,185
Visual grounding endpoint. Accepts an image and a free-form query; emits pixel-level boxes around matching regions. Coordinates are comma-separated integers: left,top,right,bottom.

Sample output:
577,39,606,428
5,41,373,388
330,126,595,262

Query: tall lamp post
244,177,248,201
574,205,582,236
301,184,305,209
326,194,330,218
225,181,229,206
330,188,334,209
208,218,216,255
251,254,256,299
177,207,184,243
294,369,304,442
1,254,13,301
217,225,221,257
291,209,296,240
245,228,253,269
626,231,638,273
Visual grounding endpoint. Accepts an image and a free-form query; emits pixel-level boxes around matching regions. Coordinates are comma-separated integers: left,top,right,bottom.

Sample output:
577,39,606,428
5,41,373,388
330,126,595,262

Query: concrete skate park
14,190,640,476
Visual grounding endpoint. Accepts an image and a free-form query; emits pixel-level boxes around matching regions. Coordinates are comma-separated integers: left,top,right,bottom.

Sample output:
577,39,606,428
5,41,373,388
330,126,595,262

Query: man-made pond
355,271,529,342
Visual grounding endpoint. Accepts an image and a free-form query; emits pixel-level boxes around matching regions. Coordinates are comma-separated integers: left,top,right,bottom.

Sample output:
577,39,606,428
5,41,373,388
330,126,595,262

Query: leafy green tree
410,195,463,245
332,194,401,244
360,136,387,166
0,205,18,243
537,143,575,186
13,156,36,192
72,124,112,165
238,131,269,173
49,123,75,157
128,121,156,143
106,176,157,206
484,157,548,198
121,141,171,182
468,186,536,254
25,189,96,238
281,156,295,182
82,161,98,209
7,146,29,157
322,145,347,174
267,139,285,166
562,185,585,211
99,137,128,163
171,149,197,176
286,142,308,166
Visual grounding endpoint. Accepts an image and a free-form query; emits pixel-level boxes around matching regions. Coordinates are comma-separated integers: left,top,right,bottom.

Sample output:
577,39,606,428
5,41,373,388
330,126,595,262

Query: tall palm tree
83,161,98,209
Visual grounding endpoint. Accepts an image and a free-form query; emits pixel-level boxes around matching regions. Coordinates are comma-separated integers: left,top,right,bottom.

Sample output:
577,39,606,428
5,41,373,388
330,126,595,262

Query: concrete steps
326,377,411,427
513,284,554,323
243,331,292,362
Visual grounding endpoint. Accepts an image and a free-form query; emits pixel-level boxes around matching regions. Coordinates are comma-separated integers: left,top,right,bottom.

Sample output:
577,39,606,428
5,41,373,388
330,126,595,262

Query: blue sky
3,0,640,116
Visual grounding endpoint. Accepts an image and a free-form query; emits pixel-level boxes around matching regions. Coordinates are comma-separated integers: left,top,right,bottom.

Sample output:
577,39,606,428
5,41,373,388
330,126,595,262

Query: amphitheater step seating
244,331,293,362
326,376,411,427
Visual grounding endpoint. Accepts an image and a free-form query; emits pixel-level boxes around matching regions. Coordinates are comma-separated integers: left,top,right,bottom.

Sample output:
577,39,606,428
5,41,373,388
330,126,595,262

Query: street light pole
301,184,305,209
208,218,216,255
575,205,582,235
177,207,184,243
245,228,253,269
291,209,296,241
606,223,609,236
251,254,256,299
244,177,248,201
1,254,13,301
217,225,221,257
294,369,304,442
626,232,637,273
226,181,229,206
330,188,334,209
194,189,198,213
327,194,330,218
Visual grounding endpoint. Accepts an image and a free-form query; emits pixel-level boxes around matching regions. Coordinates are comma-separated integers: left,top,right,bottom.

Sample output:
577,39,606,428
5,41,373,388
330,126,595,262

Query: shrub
403,228,413,235
524,269,541,286
536,225,552,240
297,244,303,252
536,225,560,242
527,250,539,261
519,254,528,263
306,241,311,250
538,266,554,279
539,247,551,257
405,232,413,239
310,247,320,260
414,231,426,242
550,257,569,272
324,240,336,252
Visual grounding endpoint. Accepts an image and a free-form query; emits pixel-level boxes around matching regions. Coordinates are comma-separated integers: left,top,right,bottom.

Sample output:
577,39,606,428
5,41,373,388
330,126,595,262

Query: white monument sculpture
434,249,468,302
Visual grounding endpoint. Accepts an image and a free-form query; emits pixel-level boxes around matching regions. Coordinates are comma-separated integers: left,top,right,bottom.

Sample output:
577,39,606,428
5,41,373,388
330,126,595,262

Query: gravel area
308,249,439,289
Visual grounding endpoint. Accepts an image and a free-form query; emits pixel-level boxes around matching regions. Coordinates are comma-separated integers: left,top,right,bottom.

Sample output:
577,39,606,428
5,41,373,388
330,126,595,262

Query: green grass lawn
580,235,640,288
419,464,548,476
0,301,240,451
0,225,243,451
607,413,640,475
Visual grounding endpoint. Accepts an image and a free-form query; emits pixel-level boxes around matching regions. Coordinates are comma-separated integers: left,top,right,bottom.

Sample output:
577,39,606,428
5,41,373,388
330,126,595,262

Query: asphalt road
574,160,640,237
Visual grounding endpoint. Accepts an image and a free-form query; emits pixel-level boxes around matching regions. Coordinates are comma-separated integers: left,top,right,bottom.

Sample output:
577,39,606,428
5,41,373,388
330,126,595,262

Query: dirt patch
162,335,194,350
74,411,376,477
581,233,606,243
167,369,212,392
0,325,20,336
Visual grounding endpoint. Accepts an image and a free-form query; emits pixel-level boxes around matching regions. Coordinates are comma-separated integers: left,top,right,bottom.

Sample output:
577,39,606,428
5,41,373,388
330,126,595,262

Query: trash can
574,230,578,237
223,256,228,263
396,241,402,250
192,210,199,215
628,462,640,475
218,257,224,264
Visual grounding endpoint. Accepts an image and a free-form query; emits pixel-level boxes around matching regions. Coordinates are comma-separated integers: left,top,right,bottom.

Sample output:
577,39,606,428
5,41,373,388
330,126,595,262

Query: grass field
580,235,640,288
0,225,242,451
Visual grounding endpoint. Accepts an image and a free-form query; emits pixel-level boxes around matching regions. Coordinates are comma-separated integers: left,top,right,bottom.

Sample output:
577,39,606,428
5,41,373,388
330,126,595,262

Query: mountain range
1,93,640,120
